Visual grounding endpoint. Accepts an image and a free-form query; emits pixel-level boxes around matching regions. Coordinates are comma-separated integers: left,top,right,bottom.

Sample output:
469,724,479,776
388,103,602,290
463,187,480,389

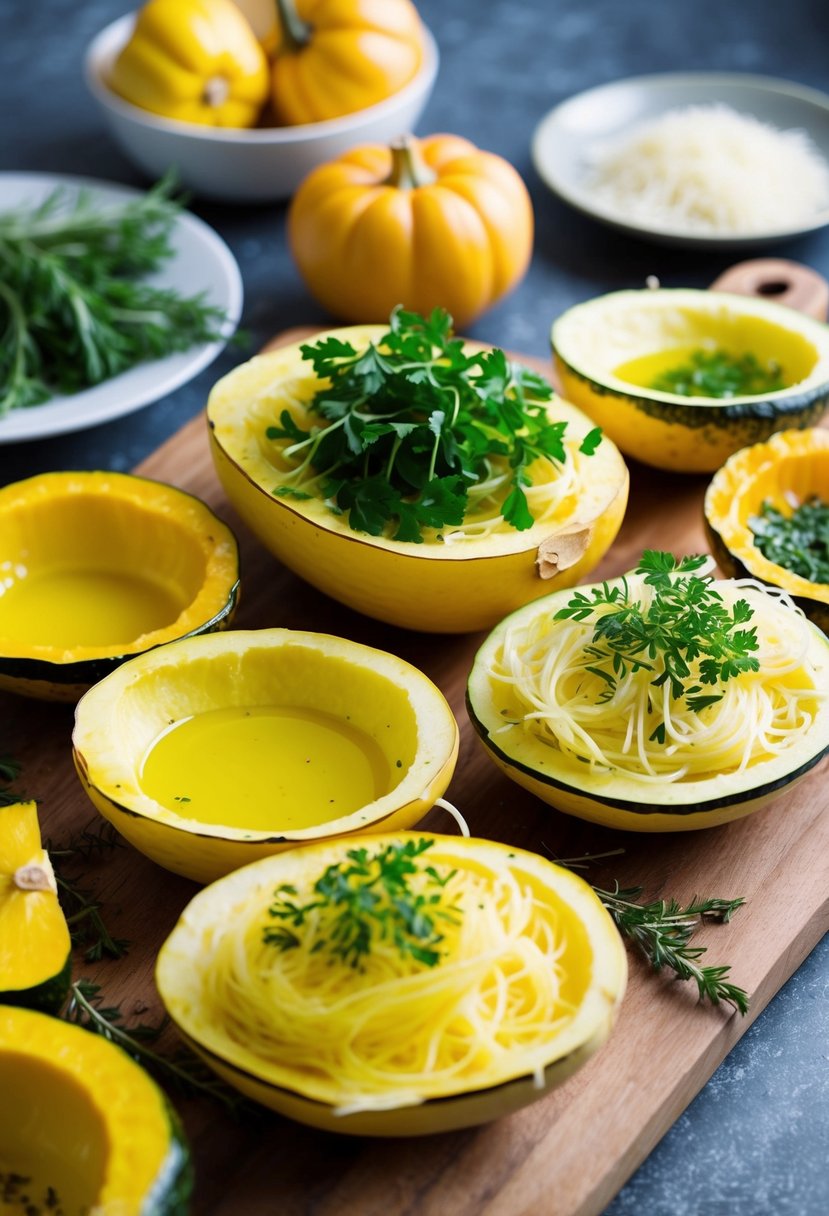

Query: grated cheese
587,103,829,235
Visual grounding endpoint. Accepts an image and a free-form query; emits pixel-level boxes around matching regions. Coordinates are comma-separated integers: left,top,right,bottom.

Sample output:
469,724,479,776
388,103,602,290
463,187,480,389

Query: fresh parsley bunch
270,307,601,543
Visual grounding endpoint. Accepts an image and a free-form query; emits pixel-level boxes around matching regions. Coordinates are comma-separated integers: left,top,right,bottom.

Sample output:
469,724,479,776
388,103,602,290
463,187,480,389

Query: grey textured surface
0,1,827,1212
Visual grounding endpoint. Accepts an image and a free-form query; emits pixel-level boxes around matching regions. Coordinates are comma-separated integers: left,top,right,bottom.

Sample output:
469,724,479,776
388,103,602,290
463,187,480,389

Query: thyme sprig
264,837,462,969
558,851,748,1013
268,307,602,542
64,981,246,1115
48,822,129,961
555,550,760,732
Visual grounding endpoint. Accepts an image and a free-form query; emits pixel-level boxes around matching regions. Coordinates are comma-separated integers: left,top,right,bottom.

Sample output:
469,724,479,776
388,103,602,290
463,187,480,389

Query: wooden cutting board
5,330,828,1216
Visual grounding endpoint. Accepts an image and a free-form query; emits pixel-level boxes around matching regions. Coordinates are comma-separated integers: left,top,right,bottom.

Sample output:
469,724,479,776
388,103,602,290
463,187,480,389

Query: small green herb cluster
750,496,829,584
0,756,22,806
555,551,760,736
269,307,601,542
0,176,229,415
650,348,785,398
263,838,462,969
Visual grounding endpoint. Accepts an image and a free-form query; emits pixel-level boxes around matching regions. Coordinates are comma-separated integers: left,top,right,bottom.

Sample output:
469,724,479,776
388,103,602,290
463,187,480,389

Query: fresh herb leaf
268,307,601,542
555,551,760,711
0,756,22,806
750,496,829,585
557,851,748,1014
65,981,246,1114
47,822,129,961
0,174,230,416
650,348,785,398
263,838,462,970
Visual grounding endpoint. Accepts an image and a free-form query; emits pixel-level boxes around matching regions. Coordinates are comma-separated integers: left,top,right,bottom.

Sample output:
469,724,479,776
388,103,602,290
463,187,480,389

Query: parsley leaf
267,307,601,542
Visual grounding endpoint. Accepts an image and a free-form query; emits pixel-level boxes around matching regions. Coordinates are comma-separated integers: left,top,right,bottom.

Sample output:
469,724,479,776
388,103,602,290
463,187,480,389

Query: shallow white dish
84,13,439,203
531,72,829,249
0,172,242,445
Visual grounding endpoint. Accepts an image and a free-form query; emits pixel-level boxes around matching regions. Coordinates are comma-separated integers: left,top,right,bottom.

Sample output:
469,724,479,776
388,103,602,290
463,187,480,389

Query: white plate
0,172,243,443
531,72,829,249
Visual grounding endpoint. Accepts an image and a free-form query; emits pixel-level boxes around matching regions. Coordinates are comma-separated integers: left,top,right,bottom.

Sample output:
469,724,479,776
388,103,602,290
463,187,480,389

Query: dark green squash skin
0,581,239,701
465,687,829,817
143,1104,194,1216
0,953,71,1015
555,359,829,437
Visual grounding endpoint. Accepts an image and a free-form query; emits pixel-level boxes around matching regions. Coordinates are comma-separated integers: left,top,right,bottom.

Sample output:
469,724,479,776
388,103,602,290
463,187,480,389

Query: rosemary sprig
64,981,246,1115
264,837,462,969
557,851,748,1013
48,822,129,961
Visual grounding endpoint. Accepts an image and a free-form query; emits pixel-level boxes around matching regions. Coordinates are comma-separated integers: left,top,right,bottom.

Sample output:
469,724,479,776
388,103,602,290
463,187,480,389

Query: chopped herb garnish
650,348,785,398
555,550,760,715
268,307,601,542
263,838,462,969
750,496,829,584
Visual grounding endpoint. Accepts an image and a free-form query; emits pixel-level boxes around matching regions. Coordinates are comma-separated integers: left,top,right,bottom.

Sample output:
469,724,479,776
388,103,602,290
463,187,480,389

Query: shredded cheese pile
201,859,577,1113
588,104,829,234
490,579,826,783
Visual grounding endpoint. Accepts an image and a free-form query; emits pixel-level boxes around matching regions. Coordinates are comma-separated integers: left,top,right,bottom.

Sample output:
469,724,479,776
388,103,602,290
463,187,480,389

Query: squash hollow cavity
73,630,459,883
0,472,239,700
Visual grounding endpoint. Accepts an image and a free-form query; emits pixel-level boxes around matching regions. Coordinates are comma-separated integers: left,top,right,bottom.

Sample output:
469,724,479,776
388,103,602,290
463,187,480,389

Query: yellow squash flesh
552,289,829,473
0,1005,190,1215
207,326,629,633
73,629,459,884
0,801,70,1014
705,428,829,633
0,471,239,701
156,832,627,1135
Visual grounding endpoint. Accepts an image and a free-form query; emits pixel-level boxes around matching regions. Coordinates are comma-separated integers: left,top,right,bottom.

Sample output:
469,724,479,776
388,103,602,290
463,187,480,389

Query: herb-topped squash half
156,832,626,1136
207,310,628,633
705,428,829,635
551,289,829,473
0,472,239,700
467,552,829,832
0,800,71,1014
0,1005,192,1215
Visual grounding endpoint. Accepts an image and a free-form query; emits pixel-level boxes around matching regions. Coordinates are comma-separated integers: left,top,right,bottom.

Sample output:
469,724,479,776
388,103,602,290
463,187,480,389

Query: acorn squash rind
0,471,240,701
551,289,829,474
0,1005,193,1215
466,577,829,832
704,428,829,635
206,326,629,633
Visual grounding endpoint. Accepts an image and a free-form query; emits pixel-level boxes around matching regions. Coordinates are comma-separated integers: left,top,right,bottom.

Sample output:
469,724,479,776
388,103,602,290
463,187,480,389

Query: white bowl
84,14,439,203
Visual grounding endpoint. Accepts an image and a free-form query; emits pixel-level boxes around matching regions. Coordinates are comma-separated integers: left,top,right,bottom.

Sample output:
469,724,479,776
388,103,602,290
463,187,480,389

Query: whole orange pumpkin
271,0,425,124
288,134,534,327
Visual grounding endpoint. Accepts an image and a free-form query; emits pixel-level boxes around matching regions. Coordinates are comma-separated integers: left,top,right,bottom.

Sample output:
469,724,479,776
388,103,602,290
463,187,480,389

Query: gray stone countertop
0,0,827,1211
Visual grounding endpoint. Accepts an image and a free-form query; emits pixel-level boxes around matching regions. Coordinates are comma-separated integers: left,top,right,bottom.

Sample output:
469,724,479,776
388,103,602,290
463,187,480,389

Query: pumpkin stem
386,137,437,190
274,0,312,51
13,860,55,893
202,76,231,108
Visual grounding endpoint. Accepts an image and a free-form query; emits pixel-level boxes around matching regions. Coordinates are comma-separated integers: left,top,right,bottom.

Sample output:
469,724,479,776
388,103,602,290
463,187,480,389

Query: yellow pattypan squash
109,0,270,128
288,134,534,327
271,0,425,125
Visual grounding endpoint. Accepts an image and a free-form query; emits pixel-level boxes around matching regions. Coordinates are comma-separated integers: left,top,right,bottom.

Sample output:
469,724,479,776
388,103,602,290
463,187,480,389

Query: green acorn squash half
0,800,71,1015
0,471,239,701
551,289,829,473
0,1004,192,1215
467,569,829,832
705,428,829,635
